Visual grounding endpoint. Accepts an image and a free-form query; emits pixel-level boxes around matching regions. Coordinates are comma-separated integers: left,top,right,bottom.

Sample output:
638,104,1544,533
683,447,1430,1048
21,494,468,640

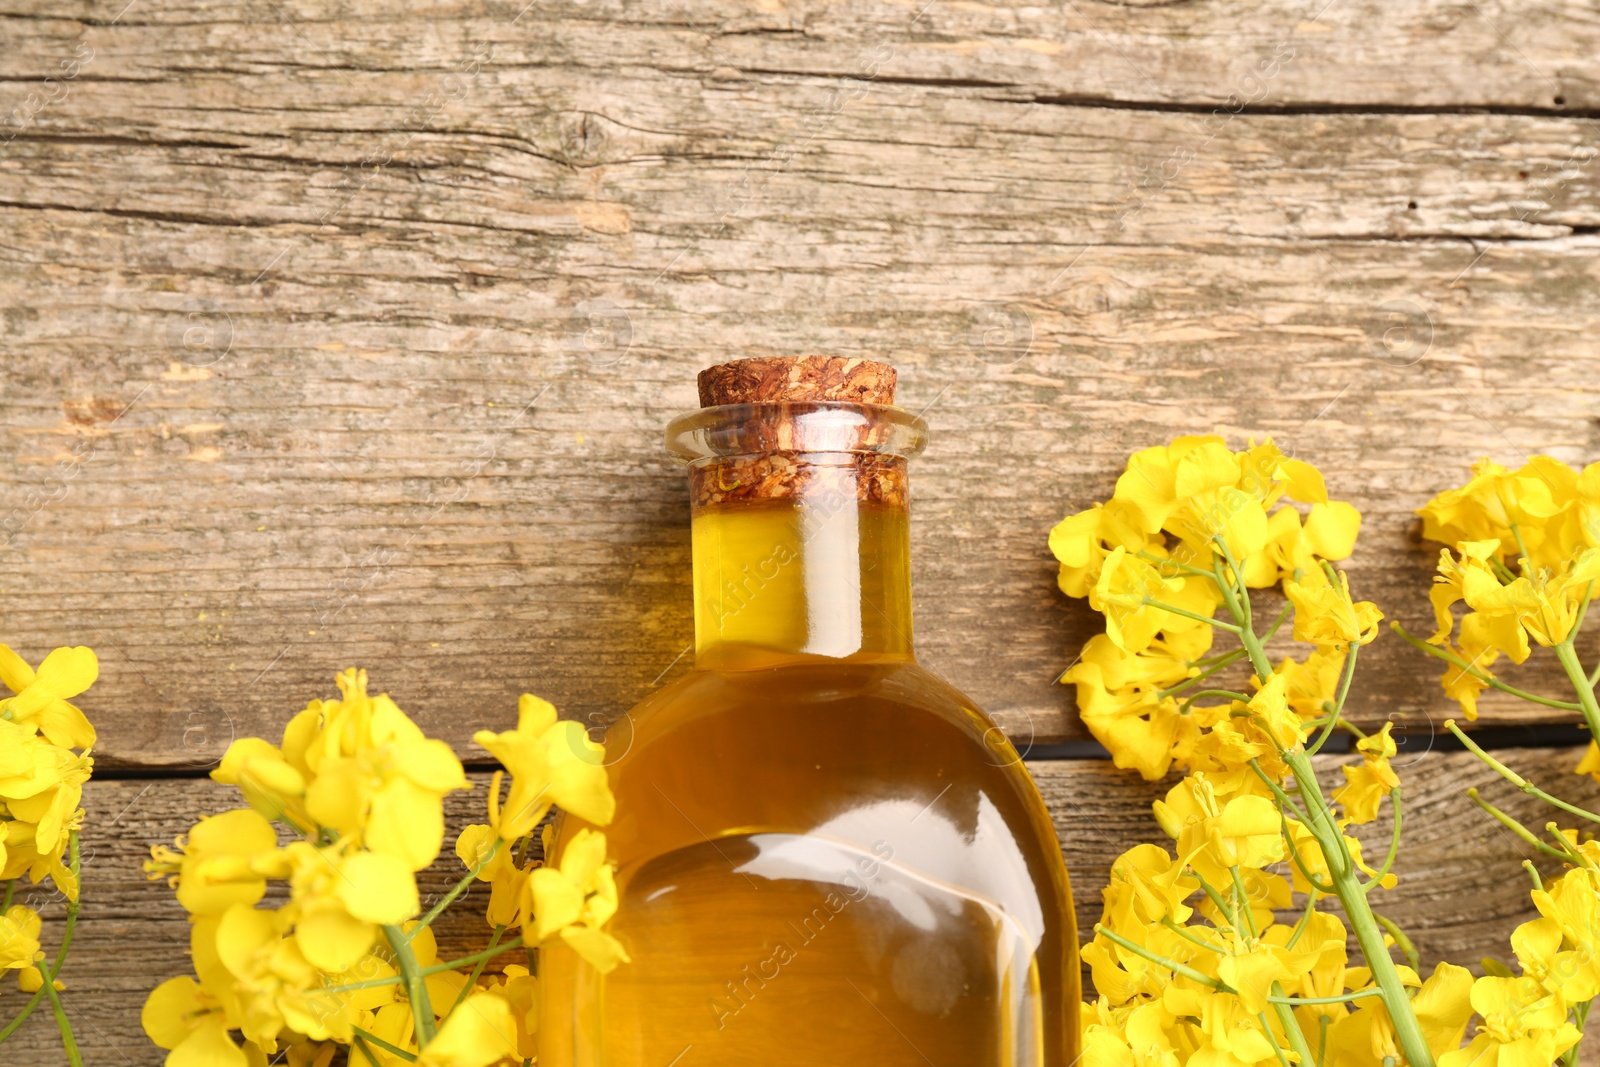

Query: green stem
1542,820,1596,871
1272,987,1385,1007
1306,645,1360,756
1555,642,1600,737
39,968,81,1067
1468,788,1570,860
423,934,525,977
1286,749,1437,1067
1,880,13,911
1144,597,1242,633
1262,602,1294,642
1362,790,1403,891
352,1034,385,1067
1094,924,1230,990
1523,860,1544,892
1231,865,1260,936
1509,524,1532,573
1214,541,1253,625
1211,541,1435,1067
1194,873,1238,924
1445,720,1600,825
1562,999,1592,1067
1287,889,1321,950
1260,1014,1295,1067
384,924,438,1047
353,1025,418,1063
1251,759,1312,824
324,935,527,995
1138,550,1218,580
1159,649,1249,698
450,926,508,1014
1278,815,1336,893
1269,982,1321,1067
410,838,503,940
1393,623,1583,711
1374,914,1421,973
1183,689,1254,710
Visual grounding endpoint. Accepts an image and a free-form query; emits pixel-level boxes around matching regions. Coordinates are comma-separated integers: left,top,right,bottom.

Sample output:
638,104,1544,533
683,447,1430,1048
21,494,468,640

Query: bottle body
538,659,1079,1066
539,380,1079,1064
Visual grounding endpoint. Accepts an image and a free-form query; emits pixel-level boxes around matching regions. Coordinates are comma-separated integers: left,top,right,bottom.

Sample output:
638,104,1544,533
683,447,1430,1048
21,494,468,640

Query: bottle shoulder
582,660,1071,939
614,659,1010,761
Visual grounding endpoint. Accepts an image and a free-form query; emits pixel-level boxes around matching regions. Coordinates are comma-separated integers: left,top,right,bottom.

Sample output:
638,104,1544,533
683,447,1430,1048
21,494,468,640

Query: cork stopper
698,356,896,407
682,356,913,510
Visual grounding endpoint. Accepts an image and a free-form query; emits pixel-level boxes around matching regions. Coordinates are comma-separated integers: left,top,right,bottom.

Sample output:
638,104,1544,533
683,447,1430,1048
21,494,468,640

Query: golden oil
539,370,1079,1066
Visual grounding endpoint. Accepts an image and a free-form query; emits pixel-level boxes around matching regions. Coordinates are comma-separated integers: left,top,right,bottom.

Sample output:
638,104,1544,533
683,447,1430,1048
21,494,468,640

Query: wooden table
4,1,1599,1061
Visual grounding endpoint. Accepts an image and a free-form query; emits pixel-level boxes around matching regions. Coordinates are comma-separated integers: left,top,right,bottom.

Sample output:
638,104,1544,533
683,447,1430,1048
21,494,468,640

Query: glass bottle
539,357,1079,1067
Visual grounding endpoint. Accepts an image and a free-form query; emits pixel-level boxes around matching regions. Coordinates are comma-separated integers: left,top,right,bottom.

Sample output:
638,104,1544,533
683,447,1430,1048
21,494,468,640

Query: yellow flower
143,807,280,917
1113,437,1235,535
0,726,90,863
0,904,44,992
1333,723,1400,825
525,828,629,973
1090,548,1200,655
1418,456,1578,570
208,900,381,1049
1328,963,1473,1067
1241,671,1309,754
414,991,519,1067
1248,502,1363,589
1114,437,1300,564
474,694,614,841
1050,499,1156,598
1276,649,1347,722
1083,1001,1182,1067
142,974,272,1067
1192,991,1281,1067
1576,740,1600,784
212,737,313,835
482,963,539,1061
1435,542,1600,657
1216,933,1320,1015
1274,912,1350,1025
1101,844,1199,930
1510,915,1600,1004
298,674,468,872
0,644,98,749
1440,975,1581,1067
1152,776,1284,885
454,823,528,929
275,840,421,973
1064,630,1212,781
1531,867,1600,965
1284,572,1382,651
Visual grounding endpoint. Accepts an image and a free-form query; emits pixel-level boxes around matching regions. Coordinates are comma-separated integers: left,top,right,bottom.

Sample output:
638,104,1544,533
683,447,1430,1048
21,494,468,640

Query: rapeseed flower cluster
140,671,623,1067
0,642,97,1065
1056,438,1453,1067
1060,440,1600,1067
1406,458,1600,780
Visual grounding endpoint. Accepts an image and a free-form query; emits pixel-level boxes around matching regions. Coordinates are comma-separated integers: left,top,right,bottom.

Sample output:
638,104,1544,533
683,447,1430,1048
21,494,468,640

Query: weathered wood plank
3,0,1600,111
4,4,1600,767
9,749,1596,1063
2,221,1599,763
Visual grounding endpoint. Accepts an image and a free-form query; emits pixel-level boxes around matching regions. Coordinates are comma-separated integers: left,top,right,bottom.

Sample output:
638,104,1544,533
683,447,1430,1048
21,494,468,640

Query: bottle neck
689,458,915,670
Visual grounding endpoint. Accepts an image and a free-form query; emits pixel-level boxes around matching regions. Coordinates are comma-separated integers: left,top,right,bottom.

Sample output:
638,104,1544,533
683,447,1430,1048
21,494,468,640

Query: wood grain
4,4,1600,1058
7,748,1596,1063
5,0,1600,762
